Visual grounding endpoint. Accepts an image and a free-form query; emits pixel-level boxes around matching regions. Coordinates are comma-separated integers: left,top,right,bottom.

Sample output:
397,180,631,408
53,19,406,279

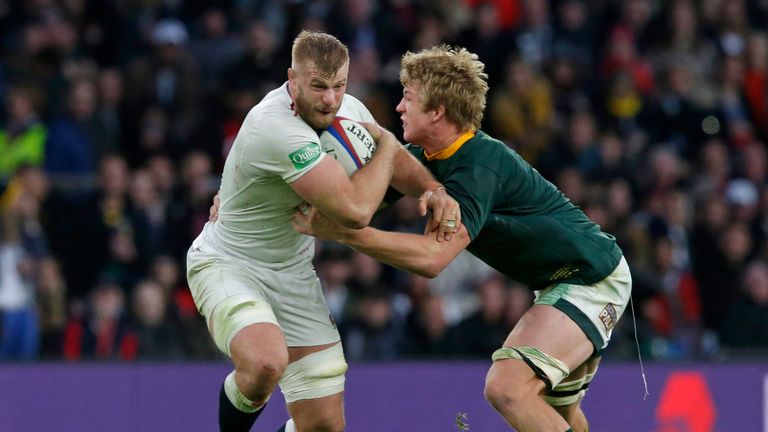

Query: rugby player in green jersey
292,46,632,432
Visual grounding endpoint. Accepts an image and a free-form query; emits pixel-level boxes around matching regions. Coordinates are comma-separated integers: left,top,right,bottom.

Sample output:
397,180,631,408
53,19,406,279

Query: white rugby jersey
198,82,375,268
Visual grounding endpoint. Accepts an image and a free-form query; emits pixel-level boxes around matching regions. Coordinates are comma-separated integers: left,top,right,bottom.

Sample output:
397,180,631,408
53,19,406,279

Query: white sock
223,371,267,413
285,418,297,432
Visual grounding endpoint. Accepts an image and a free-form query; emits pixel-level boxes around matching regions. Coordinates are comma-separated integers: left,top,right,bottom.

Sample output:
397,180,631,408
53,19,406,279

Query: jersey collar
424,131,475,161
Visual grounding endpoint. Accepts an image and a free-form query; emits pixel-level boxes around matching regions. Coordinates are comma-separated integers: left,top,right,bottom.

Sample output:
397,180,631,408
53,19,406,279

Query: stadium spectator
515,0,554,70
720,260,768,348
0,172,46,360
123,18,201,159
44,78,111,177
0,84,47,180
401,293,458,358
340,282,403,361
148,255,219,359
488,55,554,163
127,168,167,265
164,151,216,265
128,279,183,360
552,0,596,69
316,246,354,323
62,279,135,361
36,257,67,359
188,8,244,93
62,154,132,299
452,274,511,358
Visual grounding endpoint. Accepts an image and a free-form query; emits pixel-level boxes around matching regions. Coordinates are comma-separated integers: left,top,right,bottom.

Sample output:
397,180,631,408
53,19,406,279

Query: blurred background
4,1,768,430
0,0,767,369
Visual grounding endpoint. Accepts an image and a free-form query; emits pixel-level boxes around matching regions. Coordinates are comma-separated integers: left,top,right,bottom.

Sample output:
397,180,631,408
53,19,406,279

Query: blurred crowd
1,0,768,363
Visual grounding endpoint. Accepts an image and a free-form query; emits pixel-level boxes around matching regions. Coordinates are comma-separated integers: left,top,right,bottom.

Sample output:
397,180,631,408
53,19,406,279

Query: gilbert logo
289,142,322,169
346,123,375,153
598,303,617,331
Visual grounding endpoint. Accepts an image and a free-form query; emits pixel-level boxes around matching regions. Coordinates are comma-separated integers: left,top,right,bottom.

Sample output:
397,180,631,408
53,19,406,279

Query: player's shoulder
242,87,316,146
462,131,512,161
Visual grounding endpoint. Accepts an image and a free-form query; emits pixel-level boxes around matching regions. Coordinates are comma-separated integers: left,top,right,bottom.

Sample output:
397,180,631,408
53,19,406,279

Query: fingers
359,121,382,141
291,208,311,234
209,194,220,222
438,217,457,242
417,190,432,217
430,204,447,242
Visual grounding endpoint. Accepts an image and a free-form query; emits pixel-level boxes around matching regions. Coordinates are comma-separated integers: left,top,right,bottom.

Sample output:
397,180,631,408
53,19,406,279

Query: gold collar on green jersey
424,131,475,161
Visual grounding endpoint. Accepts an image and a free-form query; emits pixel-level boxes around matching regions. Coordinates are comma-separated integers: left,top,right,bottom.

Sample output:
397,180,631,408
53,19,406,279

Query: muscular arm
293,206,471,278
341,225,470,277
290,130,400,228
389,147,442,197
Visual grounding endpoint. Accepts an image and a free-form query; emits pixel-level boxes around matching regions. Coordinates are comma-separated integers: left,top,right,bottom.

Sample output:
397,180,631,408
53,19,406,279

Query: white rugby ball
319,117,377,175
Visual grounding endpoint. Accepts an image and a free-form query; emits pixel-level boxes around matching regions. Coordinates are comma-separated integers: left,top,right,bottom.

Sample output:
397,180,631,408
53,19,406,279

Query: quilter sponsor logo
289,142,322,169
655,372,716,432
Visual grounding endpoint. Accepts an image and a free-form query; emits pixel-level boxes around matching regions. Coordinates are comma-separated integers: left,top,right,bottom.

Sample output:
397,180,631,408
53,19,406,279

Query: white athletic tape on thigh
492,346,570,390
279,343,348,403
214,298,278,356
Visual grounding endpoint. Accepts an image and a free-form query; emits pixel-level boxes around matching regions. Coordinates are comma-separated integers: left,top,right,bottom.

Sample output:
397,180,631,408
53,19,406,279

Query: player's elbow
336,207,371,229
418,266,441,279
417,256,450,279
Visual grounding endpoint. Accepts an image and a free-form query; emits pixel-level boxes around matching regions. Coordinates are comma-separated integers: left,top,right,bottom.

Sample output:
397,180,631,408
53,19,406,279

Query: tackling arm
292,206,471,278
341,225,470,277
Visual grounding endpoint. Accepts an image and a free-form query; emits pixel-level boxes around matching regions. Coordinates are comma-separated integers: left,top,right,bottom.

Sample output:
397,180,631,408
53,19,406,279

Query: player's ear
432,105,446,123
287,68,295,81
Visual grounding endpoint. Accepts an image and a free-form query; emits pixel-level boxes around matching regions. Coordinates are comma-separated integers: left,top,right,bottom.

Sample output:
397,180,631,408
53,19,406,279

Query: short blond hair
292,31,349,75
400,45,488,131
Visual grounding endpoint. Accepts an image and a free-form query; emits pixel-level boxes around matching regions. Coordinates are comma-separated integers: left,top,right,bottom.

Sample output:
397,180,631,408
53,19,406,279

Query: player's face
289,60,349,130
396,83,433,144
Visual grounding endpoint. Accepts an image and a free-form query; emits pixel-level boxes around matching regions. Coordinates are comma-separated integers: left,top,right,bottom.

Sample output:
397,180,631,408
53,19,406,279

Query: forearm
338,227,444,278
340,131,400,223
390,146,442,197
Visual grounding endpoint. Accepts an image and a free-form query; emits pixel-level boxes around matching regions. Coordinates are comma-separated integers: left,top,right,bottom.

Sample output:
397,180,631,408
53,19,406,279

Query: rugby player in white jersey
186,31,460,432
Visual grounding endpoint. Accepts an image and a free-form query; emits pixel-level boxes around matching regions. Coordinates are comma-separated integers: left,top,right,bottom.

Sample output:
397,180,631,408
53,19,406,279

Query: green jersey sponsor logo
289,142,322,170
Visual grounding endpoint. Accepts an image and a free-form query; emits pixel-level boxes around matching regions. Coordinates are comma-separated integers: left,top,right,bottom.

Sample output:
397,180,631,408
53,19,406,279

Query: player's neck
421,123,467,154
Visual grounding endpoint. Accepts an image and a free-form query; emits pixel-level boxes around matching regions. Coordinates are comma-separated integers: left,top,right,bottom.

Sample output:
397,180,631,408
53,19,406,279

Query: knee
483,368,538,414
236,350,288,390
484,375,519,413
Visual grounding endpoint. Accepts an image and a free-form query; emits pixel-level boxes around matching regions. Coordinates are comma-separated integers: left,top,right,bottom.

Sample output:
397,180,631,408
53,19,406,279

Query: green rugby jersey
407,131,622,290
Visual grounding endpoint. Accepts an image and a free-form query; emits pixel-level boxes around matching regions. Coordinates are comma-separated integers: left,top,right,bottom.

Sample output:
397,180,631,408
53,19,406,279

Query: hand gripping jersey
199,83,375,268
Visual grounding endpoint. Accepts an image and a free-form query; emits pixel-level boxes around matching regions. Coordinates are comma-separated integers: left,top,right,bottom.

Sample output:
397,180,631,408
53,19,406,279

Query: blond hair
400,45,489,131
291,31,349,75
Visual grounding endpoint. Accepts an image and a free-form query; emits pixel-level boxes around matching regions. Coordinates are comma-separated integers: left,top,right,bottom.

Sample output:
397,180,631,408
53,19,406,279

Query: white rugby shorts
186,237,340,356
534,256,632,353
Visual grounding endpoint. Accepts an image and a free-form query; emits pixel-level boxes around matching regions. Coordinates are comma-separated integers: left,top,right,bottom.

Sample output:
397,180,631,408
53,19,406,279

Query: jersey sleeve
444,163,499,240
247,122,327,183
